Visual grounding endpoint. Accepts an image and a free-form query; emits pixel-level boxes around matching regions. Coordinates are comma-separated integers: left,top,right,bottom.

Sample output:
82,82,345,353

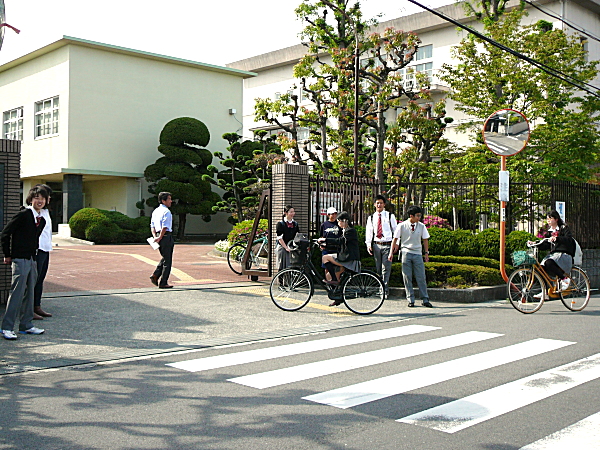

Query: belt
164,231,172,235
374,241,391,245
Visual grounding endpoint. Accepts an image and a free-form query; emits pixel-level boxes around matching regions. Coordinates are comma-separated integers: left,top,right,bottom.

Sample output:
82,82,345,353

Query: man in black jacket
1,187,47,340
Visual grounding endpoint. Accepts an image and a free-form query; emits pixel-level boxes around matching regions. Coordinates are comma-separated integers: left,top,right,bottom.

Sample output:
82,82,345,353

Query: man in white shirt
150,192,174,288
389,205,432,308
365,195,397,296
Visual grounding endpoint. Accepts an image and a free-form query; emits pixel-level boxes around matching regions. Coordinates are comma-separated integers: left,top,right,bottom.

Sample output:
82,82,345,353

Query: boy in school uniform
1,186,48,340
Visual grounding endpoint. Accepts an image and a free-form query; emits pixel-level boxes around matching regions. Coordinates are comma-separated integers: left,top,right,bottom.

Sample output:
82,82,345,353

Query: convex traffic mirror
483,109,530,157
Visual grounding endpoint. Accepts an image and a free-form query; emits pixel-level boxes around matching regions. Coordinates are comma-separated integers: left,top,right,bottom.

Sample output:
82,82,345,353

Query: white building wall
0,46,70,178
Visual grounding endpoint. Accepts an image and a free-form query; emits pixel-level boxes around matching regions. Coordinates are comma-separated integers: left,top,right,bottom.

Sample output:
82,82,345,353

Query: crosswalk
167,324,600,447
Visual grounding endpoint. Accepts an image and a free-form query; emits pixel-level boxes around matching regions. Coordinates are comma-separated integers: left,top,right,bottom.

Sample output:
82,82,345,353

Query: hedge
69,208,151,244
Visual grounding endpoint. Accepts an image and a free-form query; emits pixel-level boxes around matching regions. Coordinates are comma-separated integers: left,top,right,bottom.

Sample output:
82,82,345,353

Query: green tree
212,132,284,223
440,8,600,183
140,117,220,239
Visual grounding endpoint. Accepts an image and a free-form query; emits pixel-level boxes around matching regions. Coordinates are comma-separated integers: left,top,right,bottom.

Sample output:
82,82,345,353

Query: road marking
57,247,205,282
303,338,574,409
230,331,502,389
167,324,440,372
519,411,600,449
398,353,600,434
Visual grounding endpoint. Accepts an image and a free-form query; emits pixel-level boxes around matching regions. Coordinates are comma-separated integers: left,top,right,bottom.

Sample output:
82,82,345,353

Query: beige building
228,0,599,150
0,36,255,233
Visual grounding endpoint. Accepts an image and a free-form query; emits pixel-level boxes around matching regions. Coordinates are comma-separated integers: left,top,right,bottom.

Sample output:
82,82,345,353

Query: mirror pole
499,156,508,282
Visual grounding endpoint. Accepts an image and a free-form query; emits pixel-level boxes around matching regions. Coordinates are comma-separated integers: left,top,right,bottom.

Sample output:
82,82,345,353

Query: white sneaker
20,327,45,335
560,278,570,291
533,292,544,299
2,329,18,340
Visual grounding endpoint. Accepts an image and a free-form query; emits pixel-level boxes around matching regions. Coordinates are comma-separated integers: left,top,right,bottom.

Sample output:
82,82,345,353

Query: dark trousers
153,234,174,286
34,250,50,308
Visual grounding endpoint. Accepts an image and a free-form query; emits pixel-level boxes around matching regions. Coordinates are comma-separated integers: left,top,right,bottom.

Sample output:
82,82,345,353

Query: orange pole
499,156,508,282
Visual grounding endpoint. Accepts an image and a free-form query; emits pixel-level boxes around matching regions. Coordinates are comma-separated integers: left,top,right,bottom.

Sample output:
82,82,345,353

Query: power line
407,0,600,99
522,0,600,44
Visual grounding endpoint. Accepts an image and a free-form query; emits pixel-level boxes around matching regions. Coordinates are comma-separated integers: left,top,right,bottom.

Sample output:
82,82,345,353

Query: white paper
147,237,160,250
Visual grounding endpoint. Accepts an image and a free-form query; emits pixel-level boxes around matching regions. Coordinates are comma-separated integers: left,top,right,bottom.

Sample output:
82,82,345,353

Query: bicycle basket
511,250,536,266
289,234,309,267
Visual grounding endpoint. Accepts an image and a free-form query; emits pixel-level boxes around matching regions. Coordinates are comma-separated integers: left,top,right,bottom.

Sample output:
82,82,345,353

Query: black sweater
325,227,360,262
0,209,45,259
539,225,576,257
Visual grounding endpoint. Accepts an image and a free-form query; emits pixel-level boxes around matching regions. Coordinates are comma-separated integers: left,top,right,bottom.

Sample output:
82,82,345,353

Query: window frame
2,107,24,141
34,96,60,139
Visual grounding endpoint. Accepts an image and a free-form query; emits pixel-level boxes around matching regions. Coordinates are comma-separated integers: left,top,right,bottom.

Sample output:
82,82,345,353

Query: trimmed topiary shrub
506,230,536,256
68,208,151,244
476,228,500,259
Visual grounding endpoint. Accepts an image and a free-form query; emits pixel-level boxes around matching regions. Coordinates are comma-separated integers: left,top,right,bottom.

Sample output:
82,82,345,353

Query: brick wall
271,164,309,269
0,140,22,305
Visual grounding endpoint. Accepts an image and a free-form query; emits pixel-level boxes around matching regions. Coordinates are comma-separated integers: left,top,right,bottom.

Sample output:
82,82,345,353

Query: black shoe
407,302,415,307
329,300,344,307
422,301,433,308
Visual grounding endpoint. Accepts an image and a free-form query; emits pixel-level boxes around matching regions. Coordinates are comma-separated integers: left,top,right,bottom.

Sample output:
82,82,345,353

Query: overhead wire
406,0,600,99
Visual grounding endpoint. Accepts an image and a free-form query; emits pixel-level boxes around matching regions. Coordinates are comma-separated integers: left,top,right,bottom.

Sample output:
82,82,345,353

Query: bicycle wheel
507,268,545,314
227,243,246,275
342,271,385,315
270,269,313,311
560,267,591,311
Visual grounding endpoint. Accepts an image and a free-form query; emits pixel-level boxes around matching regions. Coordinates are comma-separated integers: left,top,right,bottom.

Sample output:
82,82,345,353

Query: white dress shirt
365,211,397,245
38,208,53,252
151,204,173,233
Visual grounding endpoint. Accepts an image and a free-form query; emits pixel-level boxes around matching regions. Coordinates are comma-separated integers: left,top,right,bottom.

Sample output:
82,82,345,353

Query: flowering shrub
214,240,231,252
227,219,269,244
536,223,549,238
422,215,453,230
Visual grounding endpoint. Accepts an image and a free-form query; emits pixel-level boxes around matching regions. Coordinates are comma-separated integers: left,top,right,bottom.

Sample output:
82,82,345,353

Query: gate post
0,139,22,305
271,164,310,270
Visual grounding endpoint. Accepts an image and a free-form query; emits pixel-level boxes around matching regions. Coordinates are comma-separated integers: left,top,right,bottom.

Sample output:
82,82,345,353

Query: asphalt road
1,293,599,450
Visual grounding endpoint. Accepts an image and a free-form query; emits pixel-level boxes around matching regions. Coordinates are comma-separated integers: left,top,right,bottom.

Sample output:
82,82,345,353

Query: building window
580,37,588,61
415,44,433,61
3,107,24,141
34,96,59,138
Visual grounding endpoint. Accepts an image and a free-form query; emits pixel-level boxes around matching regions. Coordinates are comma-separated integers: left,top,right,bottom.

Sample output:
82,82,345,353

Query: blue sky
0,0,454,67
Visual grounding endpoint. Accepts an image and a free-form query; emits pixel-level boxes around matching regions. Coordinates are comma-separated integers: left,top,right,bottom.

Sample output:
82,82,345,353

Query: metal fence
309,176,600,248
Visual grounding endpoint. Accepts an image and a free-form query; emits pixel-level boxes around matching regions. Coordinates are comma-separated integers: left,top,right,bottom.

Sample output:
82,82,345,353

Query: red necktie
377,213,383,239
36,216,41,227
287,221,294,228
411,223,415,232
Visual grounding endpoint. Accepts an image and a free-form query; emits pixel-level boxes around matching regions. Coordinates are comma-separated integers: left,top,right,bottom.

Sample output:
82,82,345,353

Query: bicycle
507,238,591,314
227,232,269,275
269,238,386,315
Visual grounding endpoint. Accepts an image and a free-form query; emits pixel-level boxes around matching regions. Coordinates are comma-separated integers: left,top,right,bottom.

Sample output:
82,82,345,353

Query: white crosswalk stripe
519,411,600,449
168,325,599,438
398,353,600,433
230,331,502,389
167,324,439,372
302,338,574,408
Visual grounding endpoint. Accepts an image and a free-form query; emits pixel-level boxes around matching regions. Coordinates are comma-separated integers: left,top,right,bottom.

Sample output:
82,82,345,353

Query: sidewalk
0,279,497,375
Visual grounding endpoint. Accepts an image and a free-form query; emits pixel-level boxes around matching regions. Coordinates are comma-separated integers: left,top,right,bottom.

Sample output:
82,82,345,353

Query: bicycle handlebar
527,238,550,248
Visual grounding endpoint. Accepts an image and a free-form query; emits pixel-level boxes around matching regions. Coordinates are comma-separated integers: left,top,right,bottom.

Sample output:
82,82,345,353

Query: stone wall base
389,285,506,303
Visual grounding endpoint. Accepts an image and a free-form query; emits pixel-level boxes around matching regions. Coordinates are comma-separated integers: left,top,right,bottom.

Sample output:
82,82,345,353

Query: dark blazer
539,225,576,257
1,209,45,259
325,227,360,262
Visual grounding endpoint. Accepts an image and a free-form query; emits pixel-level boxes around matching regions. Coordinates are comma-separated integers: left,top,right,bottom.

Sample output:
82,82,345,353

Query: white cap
326,207,338,214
